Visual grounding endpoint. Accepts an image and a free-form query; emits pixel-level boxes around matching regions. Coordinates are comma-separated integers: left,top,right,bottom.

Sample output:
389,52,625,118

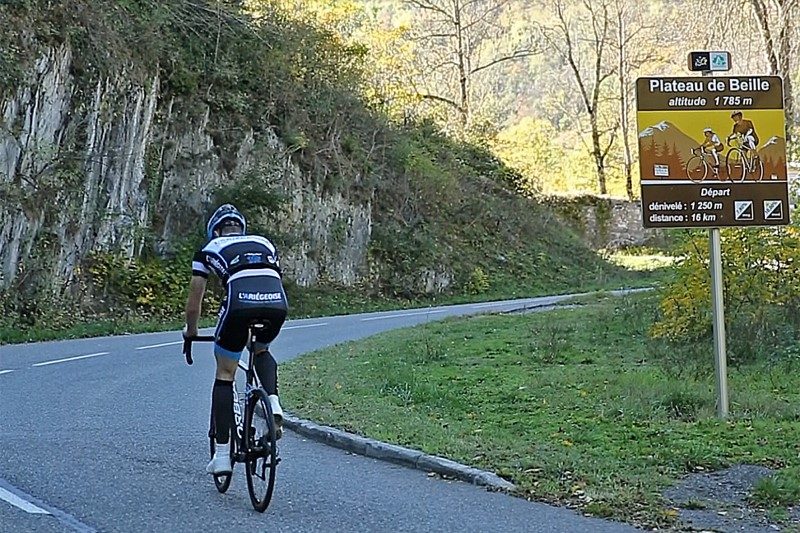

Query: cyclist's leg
711,150,720,176
208,310,249,473
745,134,756,158
252,307,287,396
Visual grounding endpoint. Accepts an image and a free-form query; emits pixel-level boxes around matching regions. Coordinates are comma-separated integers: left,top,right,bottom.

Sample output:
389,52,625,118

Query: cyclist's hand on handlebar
182,325,195,366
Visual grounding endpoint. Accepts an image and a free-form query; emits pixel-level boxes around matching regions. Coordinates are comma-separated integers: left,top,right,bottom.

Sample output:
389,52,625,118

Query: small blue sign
709,52,731,71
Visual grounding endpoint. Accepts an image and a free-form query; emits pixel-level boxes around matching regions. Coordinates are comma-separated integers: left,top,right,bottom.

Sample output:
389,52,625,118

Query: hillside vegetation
0,1,650,342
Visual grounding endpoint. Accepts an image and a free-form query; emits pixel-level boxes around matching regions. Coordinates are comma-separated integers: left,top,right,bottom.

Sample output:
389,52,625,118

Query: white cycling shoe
206,441,232,475
269,394,284,439
253,395,284,439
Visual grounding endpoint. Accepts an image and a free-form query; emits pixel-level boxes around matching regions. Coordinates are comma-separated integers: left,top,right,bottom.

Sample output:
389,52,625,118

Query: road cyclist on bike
699,127,724,178
183,204,288,475
727,110,759,159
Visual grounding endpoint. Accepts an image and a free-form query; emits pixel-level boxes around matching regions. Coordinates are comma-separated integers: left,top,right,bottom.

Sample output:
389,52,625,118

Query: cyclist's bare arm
184,275,207,337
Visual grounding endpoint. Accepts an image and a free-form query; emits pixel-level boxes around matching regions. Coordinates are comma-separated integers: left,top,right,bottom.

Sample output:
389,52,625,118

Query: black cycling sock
254,351,278,396
212,379,234,444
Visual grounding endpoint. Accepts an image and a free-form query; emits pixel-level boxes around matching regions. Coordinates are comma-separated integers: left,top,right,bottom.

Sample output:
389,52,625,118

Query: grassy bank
0,253,666,344
280,291,800,529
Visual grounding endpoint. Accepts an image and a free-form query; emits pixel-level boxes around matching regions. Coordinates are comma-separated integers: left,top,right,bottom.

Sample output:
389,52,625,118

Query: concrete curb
283,413,516,492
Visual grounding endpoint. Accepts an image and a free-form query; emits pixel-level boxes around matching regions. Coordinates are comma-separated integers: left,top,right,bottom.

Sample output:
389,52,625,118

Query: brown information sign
636,76,790,228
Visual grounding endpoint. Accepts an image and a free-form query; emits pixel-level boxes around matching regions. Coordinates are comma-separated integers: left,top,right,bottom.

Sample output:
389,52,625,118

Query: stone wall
547,195,667,250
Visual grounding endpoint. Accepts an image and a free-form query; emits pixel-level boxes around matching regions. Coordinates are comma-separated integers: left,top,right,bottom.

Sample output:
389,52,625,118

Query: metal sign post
635,54,789,419
708,227,729,417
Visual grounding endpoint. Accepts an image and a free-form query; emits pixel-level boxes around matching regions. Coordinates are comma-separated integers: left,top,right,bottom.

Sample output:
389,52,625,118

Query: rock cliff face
0,44,372,292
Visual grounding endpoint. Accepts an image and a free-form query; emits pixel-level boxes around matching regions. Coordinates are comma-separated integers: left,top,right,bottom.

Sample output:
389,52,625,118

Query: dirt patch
663,464,800,532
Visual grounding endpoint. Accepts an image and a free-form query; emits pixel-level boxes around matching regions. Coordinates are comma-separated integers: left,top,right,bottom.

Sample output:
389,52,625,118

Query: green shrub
651,226,800,366
465,266,490,295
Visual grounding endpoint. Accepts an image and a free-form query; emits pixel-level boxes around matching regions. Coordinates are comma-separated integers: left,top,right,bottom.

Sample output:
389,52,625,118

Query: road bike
183,323,280,512
685,147,723,183
725,134,764,182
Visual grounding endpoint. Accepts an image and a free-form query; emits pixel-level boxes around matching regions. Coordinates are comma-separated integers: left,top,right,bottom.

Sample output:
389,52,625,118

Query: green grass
0,317,188,344
280,292,800,529
0,248,666,345
752,467,800,507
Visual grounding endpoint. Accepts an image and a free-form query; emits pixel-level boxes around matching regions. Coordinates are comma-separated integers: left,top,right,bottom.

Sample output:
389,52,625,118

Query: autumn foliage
652,225,800,364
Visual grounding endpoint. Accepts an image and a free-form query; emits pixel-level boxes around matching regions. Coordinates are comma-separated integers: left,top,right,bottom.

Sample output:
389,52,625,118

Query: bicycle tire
726,149,745,182
244,388,278,512
685,155,707,183
209,411,233,493
748,154,764,181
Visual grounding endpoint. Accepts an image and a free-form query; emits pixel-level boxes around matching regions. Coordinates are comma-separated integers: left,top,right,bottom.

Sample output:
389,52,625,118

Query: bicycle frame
184,327,268,462
183,324,280,512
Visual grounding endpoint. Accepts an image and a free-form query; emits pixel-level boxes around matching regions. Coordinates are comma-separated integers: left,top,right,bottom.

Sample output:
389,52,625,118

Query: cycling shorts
214,269,288,361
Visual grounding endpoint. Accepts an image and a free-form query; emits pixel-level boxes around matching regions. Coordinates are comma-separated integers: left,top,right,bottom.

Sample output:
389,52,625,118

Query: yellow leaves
652,225,800,344
662,508,679,519
136,287,156,305
562,439,574,447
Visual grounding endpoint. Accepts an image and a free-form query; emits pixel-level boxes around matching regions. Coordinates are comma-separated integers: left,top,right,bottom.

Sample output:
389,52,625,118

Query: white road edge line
0,486,50,514
0,370,14,376
136,341,183,350
471,302,504,308
361,310,446,322
32,352,110,367
283,322,328,330
132,324,328,349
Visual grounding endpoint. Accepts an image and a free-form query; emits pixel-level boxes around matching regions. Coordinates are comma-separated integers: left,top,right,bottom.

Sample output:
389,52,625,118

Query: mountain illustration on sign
638,121,697,179
638,121,786,181
758,136,788,180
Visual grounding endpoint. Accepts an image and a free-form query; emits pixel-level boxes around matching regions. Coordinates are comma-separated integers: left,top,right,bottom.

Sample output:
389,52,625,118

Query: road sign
688,51,731,72
636,76,790,228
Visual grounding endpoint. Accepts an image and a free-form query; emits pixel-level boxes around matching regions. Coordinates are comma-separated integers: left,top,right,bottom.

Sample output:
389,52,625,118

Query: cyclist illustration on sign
726,110,763,181
686,127,724,182
727,110,759,155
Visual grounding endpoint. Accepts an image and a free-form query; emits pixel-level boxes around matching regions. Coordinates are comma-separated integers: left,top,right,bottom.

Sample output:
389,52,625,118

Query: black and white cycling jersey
191,235,281,283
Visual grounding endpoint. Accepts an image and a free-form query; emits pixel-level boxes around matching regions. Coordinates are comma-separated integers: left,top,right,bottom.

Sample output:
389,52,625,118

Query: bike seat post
247,322,267,375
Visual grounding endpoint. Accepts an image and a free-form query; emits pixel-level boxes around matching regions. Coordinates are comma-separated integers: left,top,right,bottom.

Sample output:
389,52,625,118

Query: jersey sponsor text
238,291,283,302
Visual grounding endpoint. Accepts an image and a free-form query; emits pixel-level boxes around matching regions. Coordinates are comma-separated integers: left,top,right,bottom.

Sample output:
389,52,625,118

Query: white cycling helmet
703,127,713,133
206,204,246,240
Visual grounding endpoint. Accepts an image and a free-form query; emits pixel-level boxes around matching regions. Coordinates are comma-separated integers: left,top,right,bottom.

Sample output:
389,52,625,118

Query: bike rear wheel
685,155,707,182
726,149,745,182
244,388,278,512
209,412,233,493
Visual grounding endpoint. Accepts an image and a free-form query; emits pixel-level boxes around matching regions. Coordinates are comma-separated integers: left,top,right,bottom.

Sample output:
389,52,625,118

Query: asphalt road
0,294,642,532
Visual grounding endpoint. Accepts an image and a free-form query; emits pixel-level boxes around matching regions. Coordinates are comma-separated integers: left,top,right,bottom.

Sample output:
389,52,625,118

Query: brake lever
183,337,193,365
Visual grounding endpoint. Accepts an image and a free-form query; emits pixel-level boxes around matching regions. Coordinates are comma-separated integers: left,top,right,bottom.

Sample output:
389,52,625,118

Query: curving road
0,293,642,532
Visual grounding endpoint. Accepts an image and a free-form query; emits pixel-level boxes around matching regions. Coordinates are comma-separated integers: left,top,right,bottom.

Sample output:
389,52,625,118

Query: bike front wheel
685,155,707,183
726,149,745,182
244,388,278,512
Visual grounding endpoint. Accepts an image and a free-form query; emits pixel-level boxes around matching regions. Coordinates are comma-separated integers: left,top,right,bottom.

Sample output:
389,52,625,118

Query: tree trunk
453,0,469,128
777,0,795,137
749,0,796,140
590,112,608,194
617,4,633,200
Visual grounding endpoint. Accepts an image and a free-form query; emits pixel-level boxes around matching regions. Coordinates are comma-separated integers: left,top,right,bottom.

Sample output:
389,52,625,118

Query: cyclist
183,204,287,475
699,127,724,178
727,110,759,157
